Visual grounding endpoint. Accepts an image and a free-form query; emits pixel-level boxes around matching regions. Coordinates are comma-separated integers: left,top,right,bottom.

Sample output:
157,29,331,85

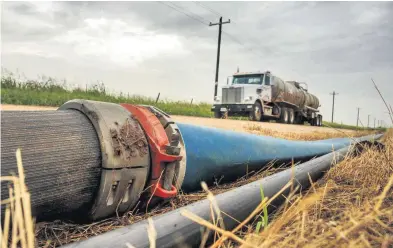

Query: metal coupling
120,104,187,202
58,99,150,220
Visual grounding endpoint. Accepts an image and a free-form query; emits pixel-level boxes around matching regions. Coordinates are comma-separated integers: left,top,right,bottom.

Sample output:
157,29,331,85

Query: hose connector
120,104,186,204
59,99,150,220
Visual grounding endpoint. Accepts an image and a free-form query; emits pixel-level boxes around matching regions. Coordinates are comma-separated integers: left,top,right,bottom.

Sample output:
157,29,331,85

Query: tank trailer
211,71,323,126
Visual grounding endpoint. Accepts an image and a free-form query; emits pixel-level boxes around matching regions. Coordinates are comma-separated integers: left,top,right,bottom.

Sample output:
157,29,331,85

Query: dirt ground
0,104,355,135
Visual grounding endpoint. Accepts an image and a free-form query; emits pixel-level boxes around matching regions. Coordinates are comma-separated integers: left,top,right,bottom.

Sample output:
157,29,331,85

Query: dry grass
1,149,35,248
245,124,378,141
34,127,356,247
6,128,389,247
238,129,393,248
34,161,286,247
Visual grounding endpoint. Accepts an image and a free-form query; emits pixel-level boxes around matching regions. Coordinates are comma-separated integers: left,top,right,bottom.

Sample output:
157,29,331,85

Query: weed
255,186,268,233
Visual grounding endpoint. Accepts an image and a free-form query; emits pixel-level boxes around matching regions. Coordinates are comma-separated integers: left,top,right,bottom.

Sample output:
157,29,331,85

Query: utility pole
367,114,370,128
356,107,360,127
374,118,376,128
210,17,231,98
329,91,338,123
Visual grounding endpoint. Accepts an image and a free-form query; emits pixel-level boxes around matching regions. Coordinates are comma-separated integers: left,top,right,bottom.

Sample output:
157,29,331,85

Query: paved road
1,104,355,135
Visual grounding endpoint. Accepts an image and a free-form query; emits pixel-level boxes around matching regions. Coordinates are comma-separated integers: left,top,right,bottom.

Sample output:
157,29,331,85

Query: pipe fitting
141,105,187,190
58,99,150,220
120,104,186,204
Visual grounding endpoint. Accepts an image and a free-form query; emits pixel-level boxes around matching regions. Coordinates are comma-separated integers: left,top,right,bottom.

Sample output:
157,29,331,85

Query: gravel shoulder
1,104,355,135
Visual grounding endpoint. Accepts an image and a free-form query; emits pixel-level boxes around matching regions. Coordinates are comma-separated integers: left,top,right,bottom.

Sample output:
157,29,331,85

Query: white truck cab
211,71,275,120
211,70,323,126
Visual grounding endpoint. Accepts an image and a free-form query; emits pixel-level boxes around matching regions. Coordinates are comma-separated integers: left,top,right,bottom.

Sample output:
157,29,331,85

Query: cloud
53,18,187,67
1,1,392,126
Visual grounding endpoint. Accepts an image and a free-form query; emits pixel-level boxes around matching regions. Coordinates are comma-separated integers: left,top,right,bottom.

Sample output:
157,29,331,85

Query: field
1,72,212,117
1,104,379,139
242,130,393,248
2,123,391,248
1,71,392,248
0,72,385,132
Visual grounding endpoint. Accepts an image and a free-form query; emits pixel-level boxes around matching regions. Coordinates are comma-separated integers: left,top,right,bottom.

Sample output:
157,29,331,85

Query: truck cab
211,70,323,126
211,70,274,120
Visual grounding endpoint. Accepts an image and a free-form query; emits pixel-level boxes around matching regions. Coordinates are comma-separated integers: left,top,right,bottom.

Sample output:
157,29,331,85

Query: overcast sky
1,1,392,126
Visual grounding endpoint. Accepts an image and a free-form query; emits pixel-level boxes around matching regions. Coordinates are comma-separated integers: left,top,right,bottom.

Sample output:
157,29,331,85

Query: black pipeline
62,137,383,248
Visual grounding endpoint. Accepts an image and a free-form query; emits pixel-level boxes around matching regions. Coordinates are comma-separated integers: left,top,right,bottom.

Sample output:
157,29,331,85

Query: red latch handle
120,103,182,199
152,183,177,199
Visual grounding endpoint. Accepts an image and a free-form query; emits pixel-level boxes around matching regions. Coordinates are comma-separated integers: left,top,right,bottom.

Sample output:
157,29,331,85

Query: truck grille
222,87,243,104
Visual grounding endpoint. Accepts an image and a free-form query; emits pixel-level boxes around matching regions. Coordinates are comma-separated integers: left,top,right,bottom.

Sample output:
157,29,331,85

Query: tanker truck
211,71,323,126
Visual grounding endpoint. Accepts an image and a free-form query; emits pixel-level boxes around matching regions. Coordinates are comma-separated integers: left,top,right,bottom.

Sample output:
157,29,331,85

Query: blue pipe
177,123,378,191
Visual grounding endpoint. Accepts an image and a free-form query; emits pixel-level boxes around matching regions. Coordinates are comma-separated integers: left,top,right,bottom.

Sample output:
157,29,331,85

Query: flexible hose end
59,99,151,220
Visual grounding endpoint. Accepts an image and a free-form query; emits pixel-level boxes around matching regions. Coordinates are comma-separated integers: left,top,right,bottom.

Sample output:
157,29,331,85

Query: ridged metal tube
1,110,102,221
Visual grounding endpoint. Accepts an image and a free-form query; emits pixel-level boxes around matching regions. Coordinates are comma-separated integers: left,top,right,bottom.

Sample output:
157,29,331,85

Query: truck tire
279,107,289,124
214,110,221,119
288,108,295,124
318,115,323,126
249,101,263,121
214,110,228,119
311,116,319,126
294,113,303,125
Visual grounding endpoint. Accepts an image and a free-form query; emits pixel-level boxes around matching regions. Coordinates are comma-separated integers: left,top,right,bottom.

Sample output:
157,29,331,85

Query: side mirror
227,76,233,85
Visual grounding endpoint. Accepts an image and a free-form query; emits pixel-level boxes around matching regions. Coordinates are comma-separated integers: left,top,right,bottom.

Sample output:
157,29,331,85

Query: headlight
244,96,253,102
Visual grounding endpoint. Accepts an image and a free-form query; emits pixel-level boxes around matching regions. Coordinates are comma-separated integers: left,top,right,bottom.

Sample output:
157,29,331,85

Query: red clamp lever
120,104,182,199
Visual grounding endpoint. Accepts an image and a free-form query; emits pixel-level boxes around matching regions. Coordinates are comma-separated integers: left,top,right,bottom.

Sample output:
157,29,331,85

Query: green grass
1,71,387,131
255,186,269,233
1,72,214,117
322,121,385,131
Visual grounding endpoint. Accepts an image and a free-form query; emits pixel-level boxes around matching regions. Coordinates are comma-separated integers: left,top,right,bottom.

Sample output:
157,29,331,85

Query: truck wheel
214,110,221,119
311,117,318,126
279,107,289,124
221,111,228,119
295,115,303,125
288,109,295,124
318,115,323,126
249,101,263,121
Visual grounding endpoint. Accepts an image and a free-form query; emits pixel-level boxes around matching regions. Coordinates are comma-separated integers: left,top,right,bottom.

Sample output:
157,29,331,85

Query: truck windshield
232,74,263,85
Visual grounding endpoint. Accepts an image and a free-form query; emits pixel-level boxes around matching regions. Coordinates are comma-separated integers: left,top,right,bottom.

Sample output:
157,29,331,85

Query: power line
158,1,271,63
158,1,255,55
194,1,240,25
157,1,209,26
193,1,222,17
170,1,211,24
